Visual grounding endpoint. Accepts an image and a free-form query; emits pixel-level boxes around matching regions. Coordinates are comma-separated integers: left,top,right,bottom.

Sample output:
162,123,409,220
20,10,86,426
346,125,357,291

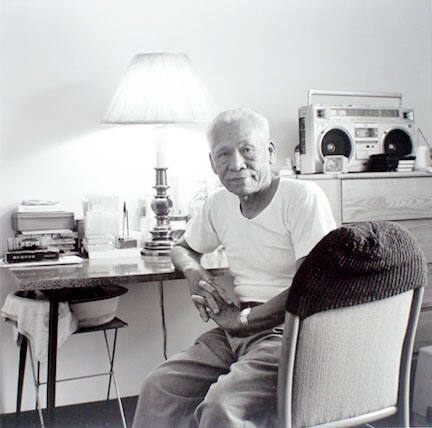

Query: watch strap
239,307,252,329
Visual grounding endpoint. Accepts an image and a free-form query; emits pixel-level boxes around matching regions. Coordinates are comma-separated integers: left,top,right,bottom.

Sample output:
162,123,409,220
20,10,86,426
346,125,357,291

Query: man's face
209,120,275,197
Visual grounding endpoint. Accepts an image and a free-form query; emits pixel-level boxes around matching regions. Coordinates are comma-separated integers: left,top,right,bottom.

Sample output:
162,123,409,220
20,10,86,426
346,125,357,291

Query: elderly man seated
133,107,336,427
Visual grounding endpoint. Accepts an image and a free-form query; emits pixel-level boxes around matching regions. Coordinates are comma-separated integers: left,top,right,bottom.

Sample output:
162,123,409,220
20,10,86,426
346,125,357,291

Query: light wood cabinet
297,171,432,352
341,177,432,223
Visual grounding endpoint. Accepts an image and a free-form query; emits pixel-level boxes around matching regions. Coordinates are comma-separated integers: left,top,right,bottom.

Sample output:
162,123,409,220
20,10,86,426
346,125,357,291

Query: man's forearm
171,241,234,322
243,288,289,332
241,257,305,333
170,244,203,276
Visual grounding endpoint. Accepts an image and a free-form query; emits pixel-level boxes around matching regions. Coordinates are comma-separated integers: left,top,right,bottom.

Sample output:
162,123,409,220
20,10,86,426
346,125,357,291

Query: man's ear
209,153,217,174
268,140,276,164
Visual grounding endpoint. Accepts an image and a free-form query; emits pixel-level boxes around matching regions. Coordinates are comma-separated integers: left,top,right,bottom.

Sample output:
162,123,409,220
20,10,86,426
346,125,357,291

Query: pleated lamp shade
102,52,217,125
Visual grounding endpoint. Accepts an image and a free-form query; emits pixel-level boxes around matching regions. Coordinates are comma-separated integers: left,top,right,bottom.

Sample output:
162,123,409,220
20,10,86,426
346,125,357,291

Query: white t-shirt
184,178,336,303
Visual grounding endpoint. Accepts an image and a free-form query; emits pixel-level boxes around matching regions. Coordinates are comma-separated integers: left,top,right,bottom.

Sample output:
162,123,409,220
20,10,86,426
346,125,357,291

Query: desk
3,256,229,418
4,253,431,419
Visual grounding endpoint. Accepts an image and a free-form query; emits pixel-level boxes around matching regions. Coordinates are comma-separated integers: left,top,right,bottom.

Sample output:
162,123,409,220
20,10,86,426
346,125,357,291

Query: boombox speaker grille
321,129,352,159
383,129,412,158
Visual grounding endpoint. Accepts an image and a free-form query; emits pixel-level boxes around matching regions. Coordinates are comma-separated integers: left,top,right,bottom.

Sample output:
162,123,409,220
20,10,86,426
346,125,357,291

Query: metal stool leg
36,361,41,410
16,334,28,414
103,329,127,428
105,328,118,399
28,343,45,428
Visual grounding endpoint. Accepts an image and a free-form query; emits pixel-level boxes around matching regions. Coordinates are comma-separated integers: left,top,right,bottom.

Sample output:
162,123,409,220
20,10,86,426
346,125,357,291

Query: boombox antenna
307,89,403,106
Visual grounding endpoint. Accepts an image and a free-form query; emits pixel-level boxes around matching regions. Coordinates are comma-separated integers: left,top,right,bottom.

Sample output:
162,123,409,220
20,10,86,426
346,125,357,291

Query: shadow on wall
1,83,106,163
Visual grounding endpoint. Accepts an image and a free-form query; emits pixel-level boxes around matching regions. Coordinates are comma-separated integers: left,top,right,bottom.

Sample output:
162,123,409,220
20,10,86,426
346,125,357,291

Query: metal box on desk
12,212,75,232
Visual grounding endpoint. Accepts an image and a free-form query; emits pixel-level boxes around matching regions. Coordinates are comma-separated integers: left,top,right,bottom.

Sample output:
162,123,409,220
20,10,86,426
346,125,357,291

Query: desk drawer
395,219,432,264
414,309,432,354
423,275,432,307
414,273,432,354
341,177,432,223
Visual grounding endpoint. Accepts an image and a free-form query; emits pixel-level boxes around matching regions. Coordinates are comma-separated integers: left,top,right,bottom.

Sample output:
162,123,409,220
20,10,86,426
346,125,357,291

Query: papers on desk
87,248,141,260
0,255,83,269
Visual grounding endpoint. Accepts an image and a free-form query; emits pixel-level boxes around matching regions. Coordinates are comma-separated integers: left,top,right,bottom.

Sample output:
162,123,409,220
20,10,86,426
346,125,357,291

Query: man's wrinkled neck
238,174,279,218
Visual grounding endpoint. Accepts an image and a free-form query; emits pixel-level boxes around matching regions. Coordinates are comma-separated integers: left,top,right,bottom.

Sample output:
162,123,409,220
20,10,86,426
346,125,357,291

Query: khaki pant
132,326,283,428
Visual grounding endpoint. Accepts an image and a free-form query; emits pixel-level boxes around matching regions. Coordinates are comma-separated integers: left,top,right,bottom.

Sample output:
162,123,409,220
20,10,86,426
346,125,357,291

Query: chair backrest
278,286,424,428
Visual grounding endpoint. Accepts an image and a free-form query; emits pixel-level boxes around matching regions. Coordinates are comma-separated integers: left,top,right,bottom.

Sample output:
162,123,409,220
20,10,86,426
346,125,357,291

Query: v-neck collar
237,177,281,220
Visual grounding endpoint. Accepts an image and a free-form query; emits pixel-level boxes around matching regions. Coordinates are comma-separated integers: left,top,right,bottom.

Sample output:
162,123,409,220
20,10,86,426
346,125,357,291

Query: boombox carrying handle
307,89,403,106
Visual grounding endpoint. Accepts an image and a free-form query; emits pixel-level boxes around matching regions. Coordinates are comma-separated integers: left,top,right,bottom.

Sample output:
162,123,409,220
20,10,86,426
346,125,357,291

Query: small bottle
139,196,155,243
279,158,295,178
414,145,431,171
294,145,301,174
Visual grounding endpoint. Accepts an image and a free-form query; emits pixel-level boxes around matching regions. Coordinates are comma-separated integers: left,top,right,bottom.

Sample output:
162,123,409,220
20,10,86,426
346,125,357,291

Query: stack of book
6,200,77,263
5,238,60,263
397,156,416,172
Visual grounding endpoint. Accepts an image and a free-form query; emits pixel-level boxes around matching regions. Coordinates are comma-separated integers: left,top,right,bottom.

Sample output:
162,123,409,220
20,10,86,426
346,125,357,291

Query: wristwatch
239,307,252,329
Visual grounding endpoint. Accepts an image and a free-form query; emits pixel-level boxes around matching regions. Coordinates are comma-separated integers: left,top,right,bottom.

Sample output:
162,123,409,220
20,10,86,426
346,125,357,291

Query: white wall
1,0,431,414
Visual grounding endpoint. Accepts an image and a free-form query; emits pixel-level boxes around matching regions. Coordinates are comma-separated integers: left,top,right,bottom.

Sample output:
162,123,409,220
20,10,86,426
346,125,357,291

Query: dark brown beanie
286,221,428,320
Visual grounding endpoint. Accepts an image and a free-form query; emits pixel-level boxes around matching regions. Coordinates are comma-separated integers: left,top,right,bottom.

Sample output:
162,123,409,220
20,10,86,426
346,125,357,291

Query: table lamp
102,52,217,255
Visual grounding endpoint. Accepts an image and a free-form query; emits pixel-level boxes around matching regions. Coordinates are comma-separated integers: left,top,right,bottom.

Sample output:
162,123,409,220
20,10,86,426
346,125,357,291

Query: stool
4,286,128,428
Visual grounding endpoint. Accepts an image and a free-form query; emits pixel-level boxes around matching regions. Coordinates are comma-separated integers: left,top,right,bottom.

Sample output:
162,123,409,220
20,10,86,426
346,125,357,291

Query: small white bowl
68,285,127,328
70,296,120,328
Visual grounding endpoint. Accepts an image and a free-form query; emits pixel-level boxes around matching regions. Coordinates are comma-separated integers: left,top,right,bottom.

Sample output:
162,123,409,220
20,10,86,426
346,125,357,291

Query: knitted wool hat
286,221,427,320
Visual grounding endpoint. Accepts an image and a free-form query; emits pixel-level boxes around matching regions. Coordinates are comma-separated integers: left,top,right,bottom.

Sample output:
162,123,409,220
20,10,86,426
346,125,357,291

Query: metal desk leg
47,298,59,420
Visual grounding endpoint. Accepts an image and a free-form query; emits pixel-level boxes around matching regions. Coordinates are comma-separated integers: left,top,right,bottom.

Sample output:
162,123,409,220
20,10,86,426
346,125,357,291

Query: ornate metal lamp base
141,167,174,257
141,242,173,257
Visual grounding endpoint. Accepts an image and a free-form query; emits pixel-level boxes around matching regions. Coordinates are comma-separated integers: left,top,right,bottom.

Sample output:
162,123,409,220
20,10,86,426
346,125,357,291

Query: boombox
298,90,416,173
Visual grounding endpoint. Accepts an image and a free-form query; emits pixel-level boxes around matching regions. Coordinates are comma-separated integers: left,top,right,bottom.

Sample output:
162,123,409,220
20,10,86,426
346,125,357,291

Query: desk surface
4,256,230,290
3,256,431,311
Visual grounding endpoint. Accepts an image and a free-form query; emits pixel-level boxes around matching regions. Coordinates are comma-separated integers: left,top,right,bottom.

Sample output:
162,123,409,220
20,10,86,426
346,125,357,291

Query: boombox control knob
327,143,336,153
